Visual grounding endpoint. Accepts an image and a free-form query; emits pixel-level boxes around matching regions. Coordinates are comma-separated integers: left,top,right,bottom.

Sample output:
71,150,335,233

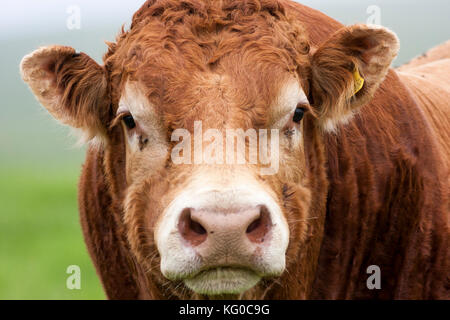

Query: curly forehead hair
103,0,311,92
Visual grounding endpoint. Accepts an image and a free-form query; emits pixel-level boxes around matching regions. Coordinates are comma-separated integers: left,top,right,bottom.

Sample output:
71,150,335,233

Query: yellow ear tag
352,66,364,96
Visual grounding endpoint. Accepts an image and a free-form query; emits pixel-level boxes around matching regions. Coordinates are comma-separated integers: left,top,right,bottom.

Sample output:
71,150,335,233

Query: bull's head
21,1,398,298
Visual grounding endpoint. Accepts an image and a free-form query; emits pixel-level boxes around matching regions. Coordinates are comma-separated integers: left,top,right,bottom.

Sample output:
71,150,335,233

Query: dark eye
293,106,305,123
122,114,136,129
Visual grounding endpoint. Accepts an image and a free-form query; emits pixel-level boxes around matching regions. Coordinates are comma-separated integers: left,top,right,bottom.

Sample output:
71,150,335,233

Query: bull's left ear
310,24,399,132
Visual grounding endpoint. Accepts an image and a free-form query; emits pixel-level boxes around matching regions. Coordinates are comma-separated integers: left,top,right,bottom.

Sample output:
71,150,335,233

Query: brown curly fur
21,0,449,299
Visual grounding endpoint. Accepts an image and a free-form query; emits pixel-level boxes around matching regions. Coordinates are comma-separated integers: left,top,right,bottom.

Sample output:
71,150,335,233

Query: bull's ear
310,24,399,132
20,45,110,141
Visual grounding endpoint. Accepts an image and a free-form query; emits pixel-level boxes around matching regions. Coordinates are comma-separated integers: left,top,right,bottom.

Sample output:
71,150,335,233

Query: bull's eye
293,106,305,123
122,115,136,129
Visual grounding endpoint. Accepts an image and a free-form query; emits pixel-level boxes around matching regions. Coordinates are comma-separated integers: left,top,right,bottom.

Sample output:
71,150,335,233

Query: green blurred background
0,0,449,300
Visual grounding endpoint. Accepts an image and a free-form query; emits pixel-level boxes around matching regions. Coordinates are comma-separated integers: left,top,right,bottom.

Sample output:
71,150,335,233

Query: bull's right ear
20,45,110,141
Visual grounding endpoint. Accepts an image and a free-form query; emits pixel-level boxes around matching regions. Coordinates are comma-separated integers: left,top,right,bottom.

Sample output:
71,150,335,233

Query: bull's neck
309,78,448,298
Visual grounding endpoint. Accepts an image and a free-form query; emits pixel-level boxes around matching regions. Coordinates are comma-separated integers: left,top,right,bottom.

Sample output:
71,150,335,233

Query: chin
183,267,262,296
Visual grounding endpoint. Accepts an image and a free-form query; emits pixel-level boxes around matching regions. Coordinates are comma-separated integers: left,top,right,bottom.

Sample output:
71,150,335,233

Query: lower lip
183,267,261,295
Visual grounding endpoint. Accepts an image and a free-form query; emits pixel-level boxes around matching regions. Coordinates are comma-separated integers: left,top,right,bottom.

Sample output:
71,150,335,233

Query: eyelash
293,105,306,123
122,114,136,129
281,104,308,139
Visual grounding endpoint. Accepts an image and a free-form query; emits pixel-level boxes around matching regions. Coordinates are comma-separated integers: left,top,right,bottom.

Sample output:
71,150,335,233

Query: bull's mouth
183,267,261,295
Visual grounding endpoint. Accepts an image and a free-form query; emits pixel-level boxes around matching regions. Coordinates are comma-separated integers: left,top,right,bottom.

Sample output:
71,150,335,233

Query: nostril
178,208,207,246
246,206,272,244
190,219,206,235
246,217,261,234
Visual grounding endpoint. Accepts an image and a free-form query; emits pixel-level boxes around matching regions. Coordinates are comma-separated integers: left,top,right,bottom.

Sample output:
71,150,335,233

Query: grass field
0,165,105,299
